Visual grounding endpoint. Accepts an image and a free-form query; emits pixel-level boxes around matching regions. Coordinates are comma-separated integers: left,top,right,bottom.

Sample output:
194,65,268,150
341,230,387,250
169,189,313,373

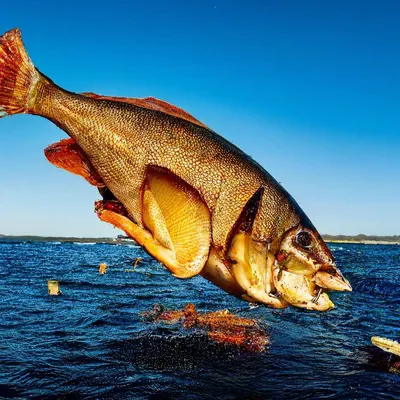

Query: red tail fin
0,28,39,117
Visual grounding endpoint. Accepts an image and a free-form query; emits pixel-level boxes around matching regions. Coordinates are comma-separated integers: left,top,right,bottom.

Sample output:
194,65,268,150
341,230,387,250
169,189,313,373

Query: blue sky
0,0,398,237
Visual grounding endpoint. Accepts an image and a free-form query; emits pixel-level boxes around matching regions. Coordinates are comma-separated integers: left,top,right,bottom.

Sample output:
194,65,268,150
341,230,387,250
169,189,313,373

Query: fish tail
0,28,40,118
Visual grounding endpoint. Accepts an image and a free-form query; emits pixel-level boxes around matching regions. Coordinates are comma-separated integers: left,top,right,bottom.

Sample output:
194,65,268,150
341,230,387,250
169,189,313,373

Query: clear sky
0,0,399,237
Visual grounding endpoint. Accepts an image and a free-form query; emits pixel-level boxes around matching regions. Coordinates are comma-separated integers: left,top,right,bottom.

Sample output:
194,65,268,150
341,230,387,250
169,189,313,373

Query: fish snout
313,265,352,292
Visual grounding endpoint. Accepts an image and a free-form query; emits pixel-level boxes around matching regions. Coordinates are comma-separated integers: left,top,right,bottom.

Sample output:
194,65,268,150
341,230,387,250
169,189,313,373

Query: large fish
0,29,351,310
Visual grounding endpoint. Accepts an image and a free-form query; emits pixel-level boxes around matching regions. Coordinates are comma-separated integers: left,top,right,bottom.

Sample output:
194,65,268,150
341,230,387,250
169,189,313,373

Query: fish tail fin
0,28,40,118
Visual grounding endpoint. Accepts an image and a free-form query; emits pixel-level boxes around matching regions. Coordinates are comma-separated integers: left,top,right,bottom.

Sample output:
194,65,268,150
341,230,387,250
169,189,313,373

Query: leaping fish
0,28,351,311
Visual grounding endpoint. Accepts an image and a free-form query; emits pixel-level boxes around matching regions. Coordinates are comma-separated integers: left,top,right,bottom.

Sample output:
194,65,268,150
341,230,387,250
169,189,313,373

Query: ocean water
0,241,399,399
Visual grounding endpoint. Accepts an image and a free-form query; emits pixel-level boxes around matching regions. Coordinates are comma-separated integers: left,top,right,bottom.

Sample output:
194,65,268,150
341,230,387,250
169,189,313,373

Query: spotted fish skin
0,29,351,311
0,28,310,254
32,79,308,255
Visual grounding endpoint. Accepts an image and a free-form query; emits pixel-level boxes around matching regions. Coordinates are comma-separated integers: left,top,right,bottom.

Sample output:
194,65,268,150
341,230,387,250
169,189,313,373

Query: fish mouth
273,225,352,308
272,266,334,311
272,252,352,309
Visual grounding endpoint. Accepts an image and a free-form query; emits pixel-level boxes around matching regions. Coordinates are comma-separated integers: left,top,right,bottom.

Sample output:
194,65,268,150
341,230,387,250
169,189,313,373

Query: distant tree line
322,234,400,243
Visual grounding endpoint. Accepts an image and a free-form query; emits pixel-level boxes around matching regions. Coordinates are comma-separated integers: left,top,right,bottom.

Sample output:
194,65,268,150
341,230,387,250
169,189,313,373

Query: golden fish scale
33,78,302,253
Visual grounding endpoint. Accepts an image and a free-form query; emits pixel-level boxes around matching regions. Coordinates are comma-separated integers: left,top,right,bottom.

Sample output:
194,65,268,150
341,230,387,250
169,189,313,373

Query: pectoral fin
96,166,211,279
96,203,176,270
142,186,174,251
141,167,211,278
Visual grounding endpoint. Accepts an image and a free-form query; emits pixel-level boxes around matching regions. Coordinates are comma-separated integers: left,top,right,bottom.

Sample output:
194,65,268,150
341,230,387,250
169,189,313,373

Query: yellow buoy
48,280,61,295
99,263,107,275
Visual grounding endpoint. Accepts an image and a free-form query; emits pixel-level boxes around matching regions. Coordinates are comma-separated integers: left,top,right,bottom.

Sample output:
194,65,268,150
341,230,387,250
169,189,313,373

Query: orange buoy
99,263,107,274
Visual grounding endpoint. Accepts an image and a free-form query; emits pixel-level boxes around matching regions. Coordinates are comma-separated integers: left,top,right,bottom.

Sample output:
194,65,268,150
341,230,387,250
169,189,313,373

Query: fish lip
331,263,353,291
343,279,352,292
315,262,353,292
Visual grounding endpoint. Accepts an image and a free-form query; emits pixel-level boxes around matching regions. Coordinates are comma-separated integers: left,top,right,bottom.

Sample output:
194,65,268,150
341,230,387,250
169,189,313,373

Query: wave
353,277,400,298
331,246,344,251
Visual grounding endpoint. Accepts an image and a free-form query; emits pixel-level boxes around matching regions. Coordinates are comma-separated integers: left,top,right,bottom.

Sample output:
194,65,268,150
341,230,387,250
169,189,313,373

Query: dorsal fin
81,92,208,129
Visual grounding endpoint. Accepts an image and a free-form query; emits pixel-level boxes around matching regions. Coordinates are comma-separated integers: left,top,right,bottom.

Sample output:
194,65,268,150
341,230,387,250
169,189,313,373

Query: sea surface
0,241,399,399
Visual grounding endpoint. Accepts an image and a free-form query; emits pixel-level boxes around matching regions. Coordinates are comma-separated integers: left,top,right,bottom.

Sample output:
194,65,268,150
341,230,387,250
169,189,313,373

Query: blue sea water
0,241,399,399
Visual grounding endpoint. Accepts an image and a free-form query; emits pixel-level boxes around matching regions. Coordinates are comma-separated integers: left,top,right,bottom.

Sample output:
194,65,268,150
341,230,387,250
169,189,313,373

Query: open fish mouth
269,258,351,311
225,231,347,311
313,269,352,292
272,267,334,311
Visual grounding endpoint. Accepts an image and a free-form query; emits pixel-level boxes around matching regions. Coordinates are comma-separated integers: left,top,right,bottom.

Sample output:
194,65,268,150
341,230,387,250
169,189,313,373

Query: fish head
276,225,334,274
275,225,352,292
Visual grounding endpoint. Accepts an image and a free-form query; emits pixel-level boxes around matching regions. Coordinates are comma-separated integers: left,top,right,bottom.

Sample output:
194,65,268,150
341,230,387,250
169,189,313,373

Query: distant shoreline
325,240,400,246
0,235,118,244
323,234,400,245
0,234,399,245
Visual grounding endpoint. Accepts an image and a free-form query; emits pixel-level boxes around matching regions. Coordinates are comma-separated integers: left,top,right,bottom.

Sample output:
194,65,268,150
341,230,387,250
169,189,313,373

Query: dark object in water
371,336,400,374
142,303,269,352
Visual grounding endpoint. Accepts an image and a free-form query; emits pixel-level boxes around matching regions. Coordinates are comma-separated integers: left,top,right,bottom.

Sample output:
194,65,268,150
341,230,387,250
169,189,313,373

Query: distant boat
114,235,136,244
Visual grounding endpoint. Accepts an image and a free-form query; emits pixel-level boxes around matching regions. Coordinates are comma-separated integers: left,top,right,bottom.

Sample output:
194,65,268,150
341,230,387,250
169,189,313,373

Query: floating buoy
48,280,61,295
99,263,107,274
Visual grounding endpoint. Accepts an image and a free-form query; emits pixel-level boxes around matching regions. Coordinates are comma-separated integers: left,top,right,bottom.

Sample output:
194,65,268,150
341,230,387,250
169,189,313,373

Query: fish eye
295,230,313,249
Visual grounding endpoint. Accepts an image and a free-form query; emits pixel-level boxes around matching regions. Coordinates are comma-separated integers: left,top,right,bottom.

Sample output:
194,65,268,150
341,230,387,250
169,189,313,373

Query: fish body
0,29,351,310
33,80,304,254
